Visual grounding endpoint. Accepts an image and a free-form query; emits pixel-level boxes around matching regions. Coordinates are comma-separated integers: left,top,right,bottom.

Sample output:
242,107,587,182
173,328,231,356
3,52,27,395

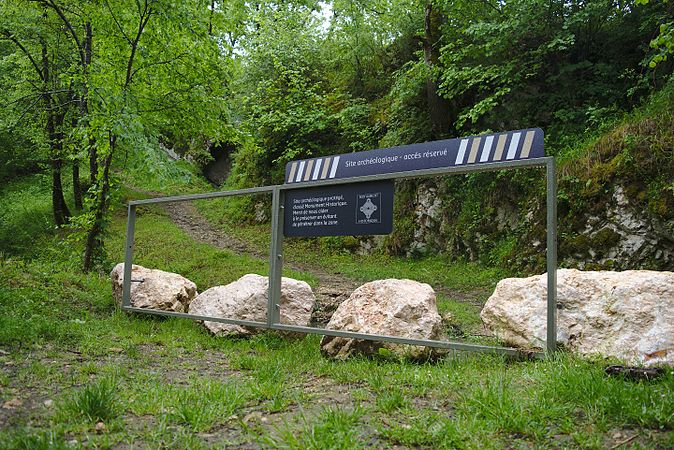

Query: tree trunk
42,38,70,226
83,134,115,271
48,111,70,225
84,22,98,185
423,3,452,139
209,0,215,35
70,110,83,209
51,157,70,225
72,158,83,210
83,2,152,271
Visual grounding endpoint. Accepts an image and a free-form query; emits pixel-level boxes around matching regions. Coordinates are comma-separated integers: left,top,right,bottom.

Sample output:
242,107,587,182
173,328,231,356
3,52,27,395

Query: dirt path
159,198,491,335
161,201,359,325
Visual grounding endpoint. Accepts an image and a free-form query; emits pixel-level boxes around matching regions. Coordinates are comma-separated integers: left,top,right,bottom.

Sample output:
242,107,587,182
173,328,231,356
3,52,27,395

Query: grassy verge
106,189,315,290
1,174,672,448
193,195,507,293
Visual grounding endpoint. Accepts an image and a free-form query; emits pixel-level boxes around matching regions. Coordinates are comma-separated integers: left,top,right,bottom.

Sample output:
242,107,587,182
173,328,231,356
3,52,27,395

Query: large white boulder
111,263,198,313
320,279,444,360
188,274,315,336
481,269,674,366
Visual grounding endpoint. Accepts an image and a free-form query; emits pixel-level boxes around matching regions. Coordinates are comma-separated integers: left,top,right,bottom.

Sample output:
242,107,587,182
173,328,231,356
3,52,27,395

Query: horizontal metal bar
128,185,276,206
122,306,542,358
122,306,269,329
128,158,550,205
280,157,552,191
271,324,541,357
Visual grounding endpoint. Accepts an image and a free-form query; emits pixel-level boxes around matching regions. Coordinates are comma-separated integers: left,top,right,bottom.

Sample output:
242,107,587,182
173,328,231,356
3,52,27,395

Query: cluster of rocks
111,263,443,359
111,263,673,366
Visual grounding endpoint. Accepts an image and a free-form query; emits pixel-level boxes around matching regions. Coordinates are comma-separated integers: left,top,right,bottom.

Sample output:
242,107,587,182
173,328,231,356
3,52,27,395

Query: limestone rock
188,274,315,336
320,279,444,360
481,269,674,366
111,263,197,312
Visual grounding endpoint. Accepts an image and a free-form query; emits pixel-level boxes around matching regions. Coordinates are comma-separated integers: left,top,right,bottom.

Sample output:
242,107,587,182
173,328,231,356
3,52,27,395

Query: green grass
264,405,366,449
61,377,121,424
193,201,508,293
1,173,673,448
0,174,59,257
106,190,316,290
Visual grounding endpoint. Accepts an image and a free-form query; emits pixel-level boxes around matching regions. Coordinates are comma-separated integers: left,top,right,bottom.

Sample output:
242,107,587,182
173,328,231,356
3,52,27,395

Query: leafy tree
236,2,339,183
81,0,235,269
434,0,671,141
2,0,236,269
1,0,77,224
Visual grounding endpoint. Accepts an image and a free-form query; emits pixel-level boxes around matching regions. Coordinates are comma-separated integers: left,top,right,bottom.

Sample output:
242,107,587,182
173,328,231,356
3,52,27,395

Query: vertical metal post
546,158,557,353
122,204,137,308
267,187,284,326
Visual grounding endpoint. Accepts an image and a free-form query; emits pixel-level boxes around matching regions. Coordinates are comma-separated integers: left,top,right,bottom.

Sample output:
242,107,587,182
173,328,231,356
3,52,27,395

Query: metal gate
122,151,556,357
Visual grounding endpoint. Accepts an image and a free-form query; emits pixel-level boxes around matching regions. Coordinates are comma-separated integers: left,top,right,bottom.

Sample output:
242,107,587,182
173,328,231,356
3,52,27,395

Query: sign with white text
284,128,544,184
283,181,394,237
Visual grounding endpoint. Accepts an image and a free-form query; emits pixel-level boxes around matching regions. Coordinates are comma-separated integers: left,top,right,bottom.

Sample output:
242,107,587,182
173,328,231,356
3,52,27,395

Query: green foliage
379,60,433,147
649,20,674,67
117,136,194,192
235,3,339,183
435,0,670,141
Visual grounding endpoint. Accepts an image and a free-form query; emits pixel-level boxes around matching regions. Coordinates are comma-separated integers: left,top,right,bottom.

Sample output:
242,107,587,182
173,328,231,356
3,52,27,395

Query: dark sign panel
284,128,544,184
284,181,394,237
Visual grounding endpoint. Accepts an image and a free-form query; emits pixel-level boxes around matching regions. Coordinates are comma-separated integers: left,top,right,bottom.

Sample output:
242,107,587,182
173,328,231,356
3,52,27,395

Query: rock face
111,263,198,312
320,279,444,360
408,183,445,256
481,269,674,366
358,178,674,272
188,274,315,336
562,186,674,270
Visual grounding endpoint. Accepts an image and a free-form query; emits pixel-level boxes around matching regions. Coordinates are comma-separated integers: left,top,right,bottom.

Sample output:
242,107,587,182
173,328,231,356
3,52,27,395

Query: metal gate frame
122,157,557,357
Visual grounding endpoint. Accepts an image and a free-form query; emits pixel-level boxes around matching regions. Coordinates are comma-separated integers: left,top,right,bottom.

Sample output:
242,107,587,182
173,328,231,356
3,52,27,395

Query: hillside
370,79,674,273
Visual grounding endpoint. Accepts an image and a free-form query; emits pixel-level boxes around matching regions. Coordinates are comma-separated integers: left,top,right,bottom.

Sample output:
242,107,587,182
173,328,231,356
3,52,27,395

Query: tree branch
0,31,44,79
5,89,71,107
130,50,191,80
125,0,154,87
33,0,86,67
103,0,132,45
10,95,43,128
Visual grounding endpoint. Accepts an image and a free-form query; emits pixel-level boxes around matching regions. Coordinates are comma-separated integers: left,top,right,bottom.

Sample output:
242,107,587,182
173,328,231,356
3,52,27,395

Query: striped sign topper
285,128,544,184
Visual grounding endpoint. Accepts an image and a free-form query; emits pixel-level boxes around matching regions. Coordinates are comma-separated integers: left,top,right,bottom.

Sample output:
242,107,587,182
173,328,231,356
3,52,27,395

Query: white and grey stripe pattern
287,129,539,183
287,156,341,184
454,130,537,165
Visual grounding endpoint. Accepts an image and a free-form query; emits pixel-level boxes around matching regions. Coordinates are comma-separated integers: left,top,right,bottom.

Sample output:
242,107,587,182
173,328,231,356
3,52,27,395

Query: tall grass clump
62,377,121,423
264,405,365,449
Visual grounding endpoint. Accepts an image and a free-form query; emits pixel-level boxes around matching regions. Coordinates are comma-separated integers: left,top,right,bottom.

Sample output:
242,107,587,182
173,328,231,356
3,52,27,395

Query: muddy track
161,201,359,325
